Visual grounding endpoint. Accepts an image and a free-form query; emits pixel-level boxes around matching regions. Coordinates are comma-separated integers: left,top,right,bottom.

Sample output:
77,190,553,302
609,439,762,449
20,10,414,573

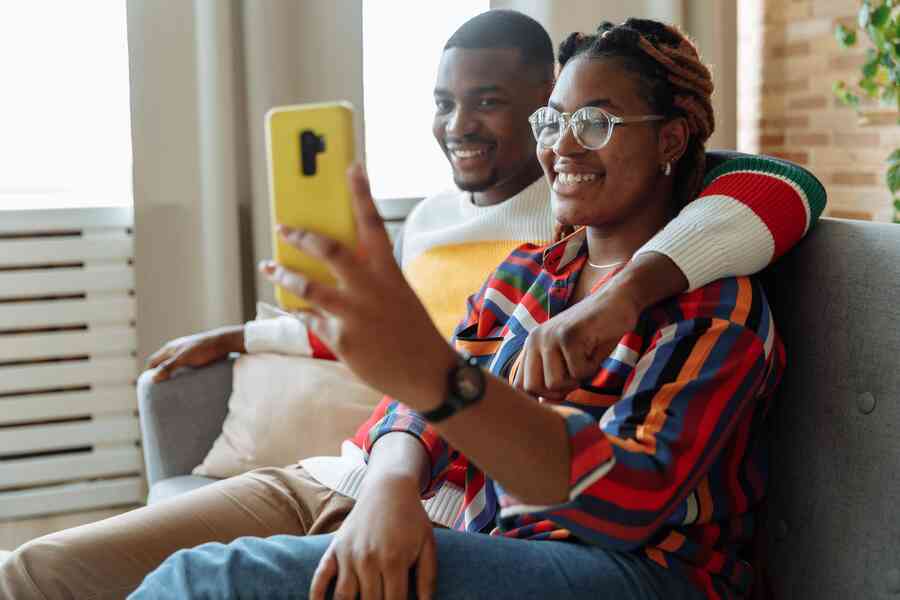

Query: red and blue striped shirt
361,226,785,599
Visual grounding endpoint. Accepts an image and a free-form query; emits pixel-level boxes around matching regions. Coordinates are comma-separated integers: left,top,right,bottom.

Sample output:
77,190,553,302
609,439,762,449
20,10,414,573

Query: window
0,1,133,210
362,1,490,201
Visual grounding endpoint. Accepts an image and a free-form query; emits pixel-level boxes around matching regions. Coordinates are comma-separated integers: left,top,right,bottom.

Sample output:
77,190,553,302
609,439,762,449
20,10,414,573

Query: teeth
557,173,597,185
452,149,487,158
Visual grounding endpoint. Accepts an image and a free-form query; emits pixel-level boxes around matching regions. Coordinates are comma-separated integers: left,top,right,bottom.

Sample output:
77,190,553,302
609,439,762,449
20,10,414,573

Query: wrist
404,342,460,414
615,251,689,312
362,469,423,495
366,431,431,494
216,325,246,354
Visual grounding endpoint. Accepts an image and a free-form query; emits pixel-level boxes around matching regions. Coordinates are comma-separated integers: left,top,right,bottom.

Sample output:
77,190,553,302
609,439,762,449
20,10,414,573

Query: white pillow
193,353,383,478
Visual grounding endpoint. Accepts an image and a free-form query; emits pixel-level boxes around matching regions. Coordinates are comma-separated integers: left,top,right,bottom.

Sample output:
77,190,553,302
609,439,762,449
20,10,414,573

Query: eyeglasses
528,106,665,151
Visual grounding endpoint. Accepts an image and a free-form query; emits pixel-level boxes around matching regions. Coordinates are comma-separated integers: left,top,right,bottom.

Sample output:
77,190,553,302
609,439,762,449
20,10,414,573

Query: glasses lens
573,108,611,149
531,108,561,147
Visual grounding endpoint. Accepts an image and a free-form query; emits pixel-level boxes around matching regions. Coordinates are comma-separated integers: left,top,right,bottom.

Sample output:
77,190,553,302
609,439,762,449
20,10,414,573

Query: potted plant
834,0,900,222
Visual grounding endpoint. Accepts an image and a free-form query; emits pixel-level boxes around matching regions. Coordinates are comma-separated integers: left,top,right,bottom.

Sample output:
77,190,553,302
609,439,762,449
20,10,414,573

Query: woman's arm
363,357,573,505
263,167,782,547
513,154,827,398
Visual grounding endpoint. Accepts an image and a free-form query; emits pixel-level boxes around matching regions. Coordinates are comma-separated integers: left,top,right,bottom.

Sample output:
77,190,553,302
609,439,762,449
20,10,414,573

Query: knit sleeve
633,155,827,290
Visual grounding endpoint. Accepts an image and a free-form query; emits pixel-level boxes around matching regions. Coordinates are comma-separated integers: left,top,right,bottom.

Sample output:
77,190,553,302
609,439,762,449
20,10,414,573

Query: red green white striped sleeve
633,155,827,291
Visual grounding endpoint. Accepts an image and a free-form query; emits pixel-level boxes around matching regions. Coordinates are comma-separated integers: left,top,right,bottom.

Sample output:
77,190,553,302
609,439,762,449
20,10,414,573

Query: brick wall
739,0,900,222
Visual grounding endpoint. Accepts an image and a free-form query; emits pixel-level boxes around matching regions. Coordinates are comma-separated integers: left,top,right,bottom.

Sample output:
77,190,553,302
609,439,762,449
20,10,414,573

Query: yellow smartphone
265,101,357,310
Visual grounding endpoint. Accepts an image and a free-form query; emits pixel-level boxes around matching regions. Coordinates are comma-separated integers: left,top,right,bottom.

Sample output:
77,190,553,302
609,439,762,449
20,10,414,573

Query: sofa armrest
137,358,235,488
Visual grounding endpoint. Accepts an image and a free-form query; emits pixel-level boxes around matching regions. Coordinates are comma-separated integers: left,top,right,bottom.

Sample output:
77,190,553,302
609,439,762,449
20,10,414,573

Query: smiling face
433,47,550,204
538,56,675,228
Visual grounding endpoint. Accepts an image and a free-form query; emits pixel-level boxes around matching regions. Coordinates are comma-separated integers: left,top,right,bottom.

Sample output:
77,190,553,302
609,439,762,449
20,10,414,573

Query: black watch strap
422,353,485,423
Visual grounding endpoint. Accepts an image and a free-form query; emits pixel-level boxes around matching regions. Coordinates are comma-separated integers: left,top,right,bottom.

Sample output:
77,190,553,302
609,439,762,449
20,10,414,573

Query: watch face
454,365,483,401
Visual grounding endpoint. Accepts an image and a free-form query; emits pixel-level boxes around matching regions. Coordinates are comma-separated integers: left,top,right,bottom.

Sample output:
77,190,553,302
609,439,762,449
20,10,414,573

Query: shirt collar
542,226,588,274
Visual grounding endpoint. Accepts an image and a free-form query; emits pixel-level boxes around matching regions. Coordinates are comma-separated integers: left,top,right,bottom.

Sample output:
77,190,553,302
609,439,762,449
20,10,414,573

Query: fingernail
281,271,308,295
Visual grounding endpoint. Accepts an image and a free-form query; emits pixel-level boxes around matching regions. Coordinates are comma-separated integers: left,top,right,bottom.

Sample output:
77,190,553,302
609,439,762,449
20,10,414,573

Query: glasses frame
528,106,665,151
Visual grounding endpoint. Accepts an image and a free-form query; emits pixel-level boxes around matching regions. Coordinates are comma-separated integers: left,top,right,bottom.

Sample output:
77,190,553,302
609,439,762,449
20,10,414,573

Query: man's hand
513,286,642,400
147,325,246,383
310,475,437,600
513,252,688,400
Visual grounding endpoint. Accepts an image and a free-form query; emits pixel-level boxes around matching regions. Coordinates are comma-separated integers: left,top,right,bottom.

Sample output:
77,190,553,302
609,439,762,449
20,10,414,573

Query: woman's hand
309,475,437,600
260,165,456,411
147,326,245,383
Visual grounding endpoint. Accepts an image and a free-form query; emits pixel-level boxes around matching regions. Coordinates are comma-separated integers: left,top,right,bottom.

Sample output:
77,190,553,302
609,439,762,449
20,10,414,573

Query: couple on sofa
1,10,826,600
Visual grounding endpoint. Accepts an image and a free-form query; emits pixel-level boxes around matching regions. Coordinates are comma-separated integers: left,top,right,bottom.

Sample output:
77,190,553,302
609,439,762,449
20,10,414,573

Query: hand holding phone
265,102,357,310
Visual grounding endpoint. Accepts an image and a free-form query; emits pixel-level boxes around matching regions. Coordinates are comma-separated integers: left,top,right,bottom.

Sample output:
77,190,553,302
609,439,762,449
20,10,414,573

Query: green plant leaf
836,24,858,47
872,3,891,27
862,77,879,96
833,80,861,106
870,22,887,47
889,67,900,85
894,198,900,212
860,3,872,29
886,162,900,193
888,148,900,166
864,56,880,77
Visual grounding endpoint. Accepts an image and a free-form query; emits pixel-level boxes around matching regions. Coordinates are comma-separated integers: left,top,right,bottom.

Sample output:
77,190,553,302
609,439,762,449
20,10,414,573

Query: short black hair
444,9,554,77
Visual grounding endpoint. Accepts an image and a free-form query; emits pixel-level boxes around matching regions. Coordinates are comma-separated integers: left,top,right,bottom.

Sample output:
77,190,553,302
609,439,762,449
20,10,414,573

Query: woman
131,19,788,600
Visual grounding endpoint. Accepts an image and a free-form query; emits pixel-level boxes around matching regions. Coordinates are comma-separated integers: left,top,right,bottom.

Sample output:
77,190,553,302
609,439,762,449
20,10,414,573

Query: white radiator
0,206,143,519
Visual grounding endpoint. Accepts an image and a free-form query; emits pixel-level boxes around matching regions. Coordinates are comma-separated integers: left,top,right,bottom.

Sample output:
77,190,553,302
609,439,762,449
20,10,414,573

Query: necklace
587,259,627,270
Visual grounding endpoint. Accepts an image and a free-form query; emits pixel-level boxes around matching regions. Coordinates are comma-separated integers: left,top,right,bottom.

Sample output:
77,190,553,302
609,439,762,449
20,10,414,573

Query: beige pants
0,466,355,600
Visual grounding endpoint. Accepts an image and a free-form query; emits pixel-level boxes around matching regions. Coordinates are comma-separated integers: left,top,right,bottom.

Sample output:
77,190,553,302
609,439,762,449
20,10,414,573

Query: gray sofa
138,184,900,597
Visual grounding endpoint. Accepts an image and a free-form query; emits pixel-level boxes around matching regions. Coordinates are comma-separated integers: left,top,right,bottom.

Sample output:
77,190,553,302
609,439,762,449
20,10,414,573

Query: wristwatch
421,352,486,423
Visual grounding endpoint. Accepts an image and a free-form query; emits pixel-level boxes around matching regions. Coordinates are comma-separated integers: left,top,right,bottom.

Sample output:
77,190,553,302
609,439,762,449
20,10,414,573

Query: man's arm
516,155,827,397
149,313,336,382
634,154,827,290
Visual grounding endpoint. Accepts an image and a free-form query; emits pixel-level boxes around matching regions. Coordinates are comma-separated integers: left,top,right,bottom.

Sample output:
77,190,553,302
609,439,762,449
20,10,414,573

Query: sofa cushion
192,353,383,479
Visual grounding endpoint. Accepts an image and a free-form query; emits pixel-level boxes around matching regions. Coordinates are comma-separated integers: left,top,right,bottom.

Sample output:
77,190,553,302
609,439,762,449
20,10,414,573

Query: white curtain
128,0,364,361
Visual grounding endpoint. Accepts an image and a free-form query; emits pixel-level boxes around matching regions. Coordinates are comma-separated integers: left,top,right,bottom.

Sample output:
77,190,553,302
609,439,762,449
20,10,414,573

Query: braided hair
558,19,715,209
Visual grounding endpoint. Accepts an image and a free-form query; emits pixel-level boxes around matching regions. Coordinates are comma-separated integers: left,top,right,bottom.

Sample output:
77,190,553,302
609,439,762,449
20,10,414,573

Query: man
0,10,825,600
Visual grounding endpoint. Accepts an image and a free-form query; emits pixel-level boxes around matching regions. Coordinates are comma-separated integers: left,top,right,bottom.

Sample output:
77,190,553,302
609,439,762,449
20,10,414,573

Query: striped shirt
362,224,785,599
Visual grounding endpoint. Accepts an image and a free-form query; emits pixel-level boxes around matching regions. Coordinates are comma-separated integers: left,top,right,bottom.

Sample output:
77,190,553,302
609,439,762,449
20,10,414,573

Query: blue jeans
129,529,707,599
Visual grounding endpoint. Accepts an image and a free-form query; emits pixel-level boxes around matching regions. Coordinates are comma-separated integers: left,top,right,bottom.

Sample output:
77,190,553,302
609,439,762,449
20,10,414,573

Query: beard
452,168,499,192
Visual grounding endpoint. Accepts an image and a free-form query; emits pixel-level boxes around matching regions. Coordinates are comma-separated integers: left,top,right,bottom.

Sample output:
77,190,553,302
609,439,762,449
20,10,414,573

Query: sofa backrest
762,217,900,598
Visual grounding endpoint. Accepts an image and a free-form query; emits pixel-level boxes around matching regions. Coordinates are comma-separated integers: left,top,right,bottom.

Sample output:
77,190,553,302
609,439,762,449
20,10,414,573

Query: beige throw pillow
193,353,383,478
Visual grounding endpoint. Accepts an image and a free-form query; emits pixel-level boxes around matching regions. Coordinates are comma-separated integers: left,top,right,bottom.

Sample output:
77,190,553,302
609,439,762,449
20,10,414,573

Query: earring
662,161,672,176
